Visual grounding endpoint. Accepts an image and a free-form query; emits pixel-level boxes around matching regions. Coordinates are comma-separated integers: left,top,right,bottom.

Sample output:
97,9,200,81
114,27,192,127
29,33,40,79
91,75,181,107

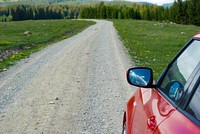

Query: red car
122,33,200,134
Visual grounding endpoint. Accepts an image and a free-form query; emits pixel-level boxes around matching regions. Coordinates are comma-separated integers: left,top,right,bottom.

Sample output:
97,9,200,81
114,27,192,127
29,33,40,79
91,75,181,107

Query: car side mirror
127,67,154,88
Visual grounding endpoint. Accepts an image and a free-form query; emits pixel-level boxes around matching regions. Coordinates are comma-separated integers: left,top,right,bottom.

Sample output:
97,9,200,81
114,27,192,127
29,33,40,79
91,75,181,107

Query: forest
0,0,200,26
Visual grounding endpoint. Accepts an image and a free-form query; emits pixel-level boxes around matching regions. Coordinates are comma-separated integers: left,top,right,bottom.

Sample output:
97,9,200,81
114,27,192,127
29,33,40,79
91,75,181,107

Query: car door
128,87,176,134
155,79,200,134
129,38,200,134
153,38,200,133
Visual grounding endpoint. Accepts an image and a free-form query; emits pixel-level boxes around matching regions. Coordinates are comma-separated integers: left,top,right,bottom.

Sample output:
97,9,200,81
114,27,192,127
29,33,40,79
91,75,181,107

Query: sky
124,0,175,5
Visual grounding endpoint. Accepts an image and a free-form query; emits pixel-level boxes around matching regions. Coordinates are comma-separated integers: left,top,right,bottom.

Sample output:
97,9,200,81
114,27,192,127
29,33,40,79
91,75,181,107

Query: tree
128,8,135,19
181,0,188,24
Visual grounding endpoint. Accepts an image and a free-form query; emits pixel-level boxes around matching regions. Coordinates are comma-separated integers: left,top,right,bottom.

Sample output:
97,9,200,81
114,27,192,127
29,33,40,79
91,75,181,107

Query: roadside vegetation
0,19,95,71
1,1,200,26
112,19,200,79
0,0,200,78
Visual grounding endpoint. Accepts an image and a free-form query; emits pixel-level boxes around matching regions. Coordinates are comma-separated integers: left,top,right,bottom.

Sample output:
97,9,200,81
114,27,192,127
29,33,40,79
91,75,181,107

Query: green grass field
1,19,200,78
0,20,95,50
0,19,95,71
112,20,200,79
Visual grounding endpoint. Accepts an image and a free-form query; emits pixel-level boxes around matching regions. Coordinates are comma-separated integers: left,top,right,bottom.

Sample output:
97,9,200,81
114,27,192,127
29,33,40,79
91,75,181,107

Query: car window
159,40,200,104
186,83,200,121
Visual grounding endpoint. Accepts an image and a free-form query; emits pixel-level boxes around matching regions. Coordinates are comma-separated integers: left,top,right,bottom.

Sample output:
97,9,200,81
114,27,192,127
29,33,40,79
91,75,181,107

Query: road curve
0,20,135,134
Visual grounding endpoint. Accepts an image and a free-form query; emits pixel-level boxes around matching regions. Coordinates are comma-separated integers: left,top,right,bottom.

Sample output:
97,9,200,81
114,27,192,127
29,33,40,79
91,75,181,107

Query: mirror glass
169,81,183,101
128,68,152,87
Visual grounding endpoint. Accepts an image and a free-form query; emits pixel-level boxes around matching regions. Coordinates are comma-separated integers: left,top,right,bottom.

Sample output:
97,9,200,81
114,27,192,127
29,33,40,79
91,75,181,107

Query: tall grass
112,20,200,79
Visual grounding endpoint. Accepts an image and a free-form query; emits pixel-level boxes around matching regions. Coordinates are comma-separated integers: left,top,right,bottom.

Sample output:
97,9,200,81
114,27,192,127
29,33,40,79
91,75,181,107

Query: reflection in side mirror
127,67,153,88
168,81,183,101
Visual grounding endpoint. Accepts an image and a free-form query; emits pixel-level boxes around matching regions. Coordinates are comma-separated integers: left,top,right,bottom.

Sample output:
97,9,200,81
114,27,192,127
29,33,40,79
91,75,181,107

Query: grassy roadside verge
0,20,95,71
112,20,200,79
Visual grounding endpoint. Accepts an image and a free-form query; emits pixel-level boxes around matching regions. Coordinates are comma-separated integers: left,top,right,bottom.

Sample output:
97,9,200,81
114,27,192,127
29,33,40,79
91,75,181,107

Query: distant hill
0,0,154,6
163,3,173,8
0,0,98,3
0,0,100,5
138,2,154,6
137,1,173,7
0,0,174,7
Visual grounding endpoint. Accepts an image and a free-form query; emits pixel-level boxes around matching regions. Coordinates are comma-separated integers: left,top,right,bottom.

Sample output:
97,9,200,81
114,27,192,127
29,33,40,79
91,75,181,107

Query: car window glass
159,40,200,103
186,84,200,121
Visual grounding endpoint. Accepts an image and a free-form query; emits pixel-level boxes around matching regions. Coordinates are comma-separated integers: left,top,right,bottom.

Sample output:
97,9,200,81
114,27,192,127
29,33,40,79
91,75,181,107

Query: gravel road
0,20,136,134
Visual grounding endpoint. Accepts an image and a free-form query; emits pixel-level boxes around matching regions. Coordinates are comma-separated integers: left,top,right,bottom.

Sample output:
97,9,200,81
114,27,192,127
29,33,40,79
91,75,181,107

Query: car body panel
155,110,200,134
123,33,200,134
194,32,200,38
126,88,175,134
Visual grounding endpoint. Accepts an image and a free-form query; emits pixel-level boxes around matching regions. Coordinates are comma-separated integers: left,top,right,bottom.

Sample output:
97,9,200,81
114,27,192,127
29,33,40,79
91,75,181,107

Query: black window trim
178,108,200,126
180,64,200,109
155,37,200,126
178,73,200,126
155,38,197,108
157,68,200,126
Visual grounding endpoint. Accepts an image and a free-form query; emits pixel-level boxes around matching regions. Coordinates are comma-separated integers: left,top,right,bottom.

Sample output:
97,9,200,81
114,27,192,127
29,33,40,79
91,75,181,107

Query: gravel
0,20,136,134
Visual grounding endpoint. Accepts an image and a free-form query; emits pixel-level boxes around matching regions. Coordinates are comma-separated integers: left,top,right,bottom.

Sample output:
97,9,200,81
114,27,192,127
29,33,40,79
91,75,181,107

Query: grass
112,20,200,79
0,19,95,71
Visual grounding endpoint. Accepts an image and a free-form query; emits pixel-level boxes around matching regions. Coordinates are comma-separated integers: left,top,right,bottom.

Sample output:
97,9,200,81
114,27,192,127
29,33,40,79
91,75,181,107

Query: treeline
0,4,80,22
0,0,100,5
170,0,200,26
80,0,200,26
79,2,166,20
0,0,200,26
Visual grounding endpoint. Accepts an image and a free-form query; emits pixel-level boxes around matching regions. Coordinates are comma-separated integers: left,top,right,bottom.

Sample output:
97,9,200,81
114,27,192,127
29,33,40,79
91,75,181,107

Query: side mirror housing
127,67,154,88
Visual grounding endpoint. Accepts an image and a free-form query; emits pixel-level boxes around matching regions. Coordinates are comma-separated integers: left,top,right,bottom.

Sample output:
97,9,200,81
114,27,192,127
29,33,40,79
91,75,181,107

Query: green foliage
80,0,200,26
0,0,200,26
0,19,95,71
0,4,81,21
0,41,12,46
112,19,200,79
79,3,165,20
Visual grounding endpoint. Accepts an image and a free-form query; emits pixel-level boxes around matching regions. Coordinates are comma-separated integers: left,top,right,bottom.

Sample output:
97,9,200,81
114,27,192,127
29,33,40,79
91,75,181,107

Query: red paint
123,33,200,134
124,88,176,134
194,32,200,38
123,87,200,134
155,110,200,134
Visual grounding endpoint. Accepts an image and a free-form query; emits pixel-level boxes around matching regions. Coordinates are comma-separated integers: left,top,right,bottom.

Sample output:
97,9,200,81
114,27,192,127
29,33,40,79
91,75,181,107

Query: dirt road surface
0,20,136,134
